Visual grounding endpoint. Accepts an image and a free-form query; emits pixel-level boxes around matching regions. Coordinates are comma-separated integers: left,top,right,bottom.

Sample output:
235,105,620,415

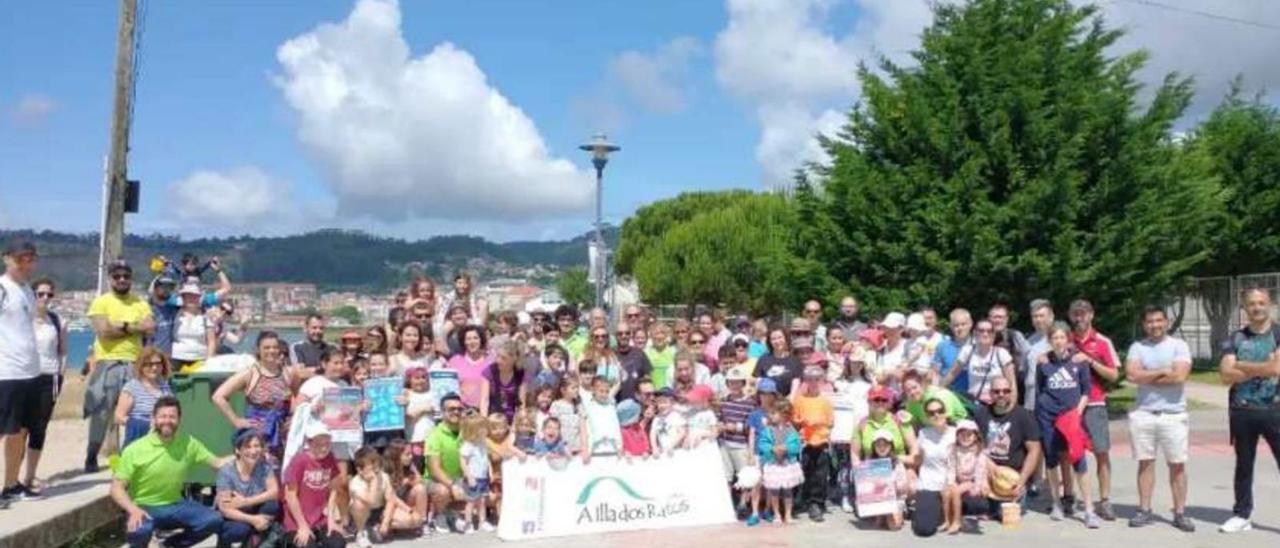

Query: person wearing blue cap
617,399,650,457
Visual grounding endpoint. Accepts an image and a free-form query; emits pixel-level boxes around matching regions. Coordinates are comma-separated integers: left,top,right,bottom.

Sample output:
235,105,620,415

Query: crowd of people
1,238,1279,547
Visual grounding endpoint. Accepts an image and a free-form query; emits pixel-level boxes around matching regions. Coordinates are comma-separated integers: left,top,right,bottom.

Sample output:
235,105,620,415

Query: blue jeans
122,416,151,449
218,500,280,546
127,499,223,548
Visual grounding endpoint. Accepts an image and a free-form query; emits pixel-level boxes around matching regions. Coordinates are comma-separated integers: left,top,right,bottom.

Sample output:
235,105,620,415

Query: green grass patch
1188,369,1224,386
1106,385,1214,418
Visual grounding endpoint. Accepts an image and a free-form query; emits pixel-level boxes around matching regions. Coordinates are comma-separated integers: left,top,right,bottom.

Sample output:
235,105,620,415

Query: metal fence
1166,273,1280,360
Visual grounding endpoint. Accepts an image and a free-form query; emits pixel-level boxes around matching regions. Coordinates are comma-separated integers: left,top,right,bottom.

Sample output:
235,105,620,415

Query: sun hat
304,421,331,440
882,312,906,329
179,282,201,296
906,312,927,332
756,378,778,394
686,384,714,404
872,430,895,444
725,368,749,383
616,399,642,427
957,419,979,433
858,328,884,349
789,317,812,332
731,333,750,346
869,386,895,404
803,365,825,380
792,336,815,351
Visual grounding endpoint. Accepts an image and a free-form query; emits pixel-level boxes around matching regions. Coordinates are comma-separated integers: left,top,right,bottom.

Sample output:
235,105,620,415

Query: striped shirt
122,379,174,420
719,395,756,447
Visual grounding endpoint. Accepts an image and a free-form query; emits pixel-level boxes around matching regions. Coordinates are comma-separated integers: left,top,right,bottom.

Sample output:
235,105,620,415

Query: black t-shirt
615,347,653,402
753,354,803,397
290,339,333,369
974,405,1040,472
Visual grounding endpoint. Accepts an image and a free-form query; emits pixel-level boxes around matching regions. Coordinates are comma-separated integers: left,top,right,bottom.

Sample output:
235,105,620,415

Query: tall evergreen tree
804,0,1223,334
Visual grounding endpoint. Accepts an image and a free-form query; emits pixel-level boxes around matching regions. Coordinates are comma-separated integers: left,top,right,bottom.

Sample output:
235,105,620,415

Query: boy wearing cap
793,366,834,521
617,399,650,457
284,421,344,547
719,370,756,518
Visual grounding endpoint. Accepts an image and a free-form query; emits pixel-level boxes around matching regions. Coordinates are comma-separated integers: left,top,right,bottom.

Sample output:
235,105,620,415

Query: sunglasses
870,398,890,404
111,274,131,280
990,388,1012,395
690,339,706,345
145,360,165,367
592,334,609,340
626,313,640,318
805,309,821,315
616,331,632,337
926,408,946,417
36,291,54,298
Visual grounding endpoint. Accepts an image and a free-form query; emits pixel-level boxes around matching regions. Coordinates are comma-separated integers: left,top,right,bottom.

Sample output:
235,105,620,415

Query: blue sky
2,0,1278,242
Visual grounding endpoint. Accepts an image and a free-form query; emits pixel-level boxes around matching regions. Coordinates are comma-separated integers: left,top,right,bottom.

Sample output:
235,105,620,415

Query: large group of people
1,237,1279,546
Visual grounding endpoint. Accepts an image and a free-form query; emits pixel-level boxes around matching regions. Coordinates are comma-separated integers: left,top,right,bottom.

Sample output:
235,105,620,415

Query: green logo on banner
576,476,652,504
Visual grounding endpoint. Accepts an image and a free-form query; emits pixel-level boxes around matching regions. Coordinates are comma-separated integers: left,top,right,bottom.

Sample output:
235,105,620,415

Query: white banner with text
497,444,736,540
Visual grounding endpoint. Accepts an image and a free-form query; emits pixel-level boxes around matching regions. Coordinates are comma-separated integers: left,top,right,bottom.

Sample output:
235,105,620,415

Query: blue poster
363,377,405,432
429,369,460,411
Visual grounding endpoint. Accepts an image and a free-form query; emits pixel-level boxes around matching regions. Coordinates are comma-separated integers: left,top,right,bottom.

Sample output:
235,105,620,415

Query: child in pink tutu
756,400,803,524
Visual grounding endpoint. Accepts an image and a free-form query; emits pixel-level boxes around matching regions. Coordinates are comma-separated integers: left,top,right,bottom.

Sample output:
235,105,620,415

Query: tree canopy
794,0,1223,334
556,267,594,308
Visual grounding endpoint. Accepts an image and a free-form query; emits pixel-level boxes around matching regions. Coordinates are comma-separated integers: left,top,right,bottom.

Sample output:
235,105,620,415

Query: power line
1118,0,1280,31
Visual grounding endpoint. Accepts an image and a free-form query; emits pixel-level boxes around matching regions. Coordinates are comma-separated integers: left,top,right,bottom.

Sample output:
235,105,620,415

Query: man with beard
111,396,227,547
1068,299,1121,521
289,314,332,381
144,275,179,358
84,260,154,472
973,376,1042,518
1218,288,1280,534
833,296,867,339
613,322,652,402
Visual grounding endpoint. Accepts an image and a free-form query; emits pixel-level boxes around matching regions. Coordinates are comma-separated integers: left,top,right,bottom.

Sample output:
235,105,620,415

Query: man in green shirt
556,304,589,361
111,396,227,547
426,393,466,532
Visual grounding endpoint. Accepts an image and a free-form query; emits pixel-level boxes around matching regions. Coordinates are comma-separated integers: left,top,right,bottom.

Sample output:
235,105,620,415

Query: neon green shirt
424,423,462,481
645,345,676,388
114,432,214,506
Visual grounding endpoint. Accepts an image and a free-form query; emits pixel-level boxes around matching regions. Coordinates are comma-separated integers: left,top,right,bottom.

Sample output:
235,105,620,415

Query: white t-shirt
961,346,1012,402
549,400,582,453
650,410,687,452
406,390,436,442
911,332,945,371
299,375,340,402
349,471,389,509
171,311,210,361
33,317,61,376
582,397,622,454
685,408,718,443
0,275,39,380
460,441,490,480
917,426,956,491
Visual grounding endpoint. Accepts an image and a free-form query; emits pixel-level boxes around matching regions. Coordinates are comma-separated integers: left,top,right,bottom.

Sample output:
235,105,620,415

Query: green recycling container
171,371,244,486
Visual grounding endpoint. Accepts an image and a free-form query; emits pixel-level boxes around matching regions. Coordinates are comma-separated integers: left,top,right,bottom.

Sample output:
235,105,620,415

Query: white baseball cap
882,312,906,329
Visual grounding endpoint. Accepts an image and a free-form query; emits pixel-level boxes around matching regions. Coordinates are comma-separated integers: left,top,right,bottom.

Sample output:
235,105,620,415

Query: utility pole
97,0,137,294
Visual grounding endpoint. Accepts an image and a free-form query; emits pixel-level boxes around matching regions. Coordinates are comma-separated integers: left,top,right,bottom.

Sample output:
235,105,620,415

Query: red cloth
1054,408,1093,465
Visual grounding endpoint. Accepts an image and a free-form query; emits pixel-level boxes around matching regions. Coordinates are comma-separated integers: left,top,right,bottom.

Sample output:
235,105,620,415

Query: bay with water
66,328,305,368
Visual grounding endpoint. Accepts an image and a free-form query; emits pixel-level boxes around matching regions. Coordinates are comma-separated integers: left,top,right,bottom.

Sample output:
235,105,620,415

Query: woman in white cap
170,282,215,372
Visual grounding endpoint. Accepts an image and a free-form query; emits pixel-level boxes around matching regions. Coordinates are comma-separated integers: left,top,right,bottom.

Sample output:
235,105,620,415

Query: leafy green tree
556,267,594,307
614,190,758,276
633,193,835,315
802,0,1223,335
329,305,364,326
1188,81,1280,276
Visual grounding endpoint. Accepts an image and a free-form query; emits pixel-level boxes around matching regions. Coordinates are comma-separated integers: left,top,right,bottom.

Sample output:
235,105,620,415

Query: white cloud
1096,0,1280,120
274,0,592,222
608,36,702,113
714,0,930,186
10,93,57,127
168,167,298,228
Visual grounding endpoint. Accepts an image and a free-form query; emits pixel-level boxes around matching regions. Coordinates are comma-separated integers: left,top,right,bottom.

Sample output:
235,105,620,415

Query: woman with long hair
213,331,295,463
114,347,174,448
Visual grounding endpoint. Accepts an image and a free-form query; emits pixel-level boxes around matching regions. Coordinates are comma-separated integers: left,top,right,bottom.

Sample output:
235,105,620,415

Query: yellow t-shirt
87,292,152,361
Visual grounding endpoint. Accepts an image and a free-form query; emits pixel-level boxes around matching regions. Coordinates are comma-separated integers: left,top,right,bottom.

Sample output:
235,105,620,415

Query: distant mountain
1,227,619,291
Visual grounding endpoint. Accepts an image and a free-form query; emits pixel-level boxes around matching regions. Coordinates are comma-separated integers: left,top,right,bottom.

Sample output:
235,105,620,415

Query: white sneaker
480,522,496,532
355,530,372,548
453,517,468,534
841,497,854,514
463,524,477,535
1219,516,1253,533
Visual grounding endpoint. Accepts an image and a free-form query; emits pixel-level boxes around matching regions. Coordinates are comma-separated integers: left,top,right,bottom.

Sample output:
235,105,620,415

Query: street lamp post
579,134,620,310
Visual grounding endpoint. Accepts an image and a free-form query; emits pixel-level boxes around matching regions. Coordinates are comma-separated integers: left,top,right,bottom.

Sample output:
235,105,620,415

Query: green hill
1,227,619,291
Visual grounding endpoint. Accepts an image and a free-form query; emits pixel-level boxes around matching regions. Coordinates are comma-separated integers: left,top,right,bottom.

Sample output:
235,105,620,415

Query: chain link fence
1166,273,1280,361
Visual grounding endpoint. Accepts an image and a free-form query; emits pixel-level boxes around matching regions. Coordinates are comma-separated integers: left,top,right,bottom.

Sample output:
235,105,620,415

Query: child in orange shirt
793,366,834,521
